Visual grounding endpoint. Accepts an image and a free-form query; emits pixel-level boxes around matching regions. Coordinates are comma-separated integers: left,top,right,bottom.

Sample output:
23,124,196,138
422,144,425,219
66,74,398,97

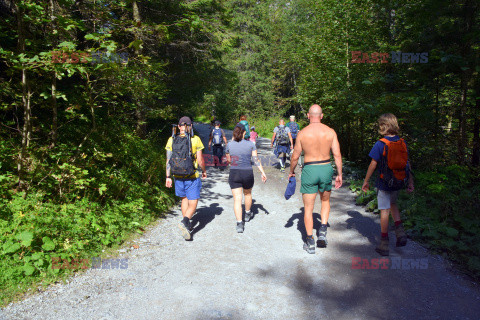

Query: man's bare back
297,123,337,163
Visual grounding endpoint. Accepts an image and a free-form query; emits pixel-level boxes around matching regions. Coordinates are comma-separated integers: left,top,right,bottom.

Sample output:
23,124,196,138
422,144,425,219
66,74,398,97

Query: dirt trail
2,123,479,320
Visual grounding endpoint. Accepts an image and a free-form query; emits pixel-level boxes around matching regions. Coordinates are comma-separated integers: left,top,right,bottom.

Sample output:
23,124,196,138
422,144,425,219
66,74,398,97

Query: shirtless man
288,104,342,254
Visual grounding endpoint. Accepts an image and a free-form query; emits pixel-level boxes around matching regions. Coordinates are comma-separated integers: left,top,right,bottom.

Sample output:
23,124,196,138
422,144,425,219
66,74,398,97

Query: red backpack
379,138,409,190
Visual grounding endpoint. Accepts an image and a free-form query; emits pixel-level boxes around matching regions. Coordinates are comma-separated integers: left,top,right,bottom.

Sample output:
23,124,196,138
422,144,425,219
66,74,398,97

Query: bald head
308,104,323,122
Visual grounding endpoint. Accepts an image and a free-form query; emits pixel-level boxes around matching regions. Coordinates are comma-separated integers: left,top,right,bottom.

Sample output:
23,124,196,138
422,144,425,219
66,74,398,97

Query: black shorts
229,169,254,189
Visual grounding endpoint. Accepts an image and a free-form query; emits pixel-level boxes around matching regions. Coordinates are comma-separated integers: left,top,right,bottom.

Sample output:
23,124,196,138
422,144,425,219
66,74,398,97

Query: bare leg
243,188,252,212
231,188,244,221
302,193,317,236
184,199,198,219
380,209,390,233
181,197,188,217
319,191,331,224
390,203,401,222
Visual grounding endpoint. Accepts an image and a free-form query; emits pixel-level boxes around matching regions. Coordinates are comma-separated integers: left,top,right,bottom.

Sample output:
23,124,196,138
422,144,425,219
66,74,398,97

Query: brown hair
232,126,245,142
239,115,247,121
378,113,400,135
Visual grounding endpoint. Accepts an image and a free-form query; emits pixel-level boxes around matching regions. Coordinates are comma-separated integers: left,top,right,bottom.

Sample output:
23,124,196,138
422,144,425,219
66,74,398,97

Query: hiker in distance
165,116,207,241
286,115,303,167
226,123,267,233
362,113,414,256
271,119,294,172
208,120,228,168
289,104,343,254
238,115,251,141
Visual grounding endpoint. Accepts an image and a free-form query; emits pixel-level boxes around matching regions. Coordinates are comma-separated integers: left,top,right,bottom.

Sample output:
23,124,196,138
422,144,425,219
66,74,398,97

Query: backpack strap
379,138,390,156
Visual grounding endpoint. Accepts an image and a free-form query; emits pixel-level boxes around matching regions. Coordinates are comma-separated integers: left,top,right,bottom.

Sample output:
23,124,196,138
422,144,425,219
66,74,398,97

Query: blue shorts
174,178,202,200
274,144,290,157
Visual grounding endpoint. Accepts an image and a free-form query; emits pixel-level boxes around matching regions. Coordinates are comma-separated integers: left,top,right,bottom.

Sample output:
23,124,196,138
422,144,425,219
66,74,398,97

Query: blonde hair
378,113,400,135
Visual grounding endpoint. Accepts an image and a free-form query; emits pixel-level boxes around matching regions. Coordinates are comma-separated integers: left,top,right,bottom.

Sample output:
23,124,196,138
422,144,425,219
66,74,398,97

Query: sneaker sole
236,228,244,233
317,236,328,248
178,223,191,240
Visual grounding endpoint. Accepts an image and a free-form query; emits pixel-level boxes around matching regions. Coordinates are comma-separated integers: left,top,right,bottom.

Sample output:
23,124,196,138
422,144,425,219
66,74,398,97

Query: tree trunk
457,74,467,164
16,1,31,190
50,73,58,147
50,0,58,148
472,81,480,166
132,1,147,138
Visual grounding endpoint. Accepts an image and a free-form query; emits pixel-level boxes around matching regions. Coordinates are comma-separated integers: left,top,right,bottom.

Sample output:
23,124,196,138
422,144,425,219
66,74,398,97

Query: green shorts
300,163,333,194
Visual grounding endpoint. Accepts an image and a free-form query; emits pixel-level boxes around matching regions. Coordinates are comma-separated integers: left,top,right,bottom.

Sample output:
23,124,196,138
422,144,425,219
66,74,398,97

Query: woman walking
226,123,267,233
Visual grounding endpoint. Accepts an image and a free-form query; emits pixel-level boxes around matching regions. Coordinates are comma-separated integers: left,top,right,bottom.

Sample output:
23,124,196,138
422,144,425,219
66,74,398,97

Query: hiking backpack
287,122,299,139
239,120,250,139
276,126,289,145
212,128,223,145
169,135,196,178
379,138,409,190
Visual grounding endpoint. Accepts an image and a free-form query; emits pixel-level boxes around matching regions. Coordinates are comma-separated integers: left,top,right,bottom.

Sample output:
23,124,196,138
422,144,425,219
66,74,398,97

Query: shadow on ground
191,203,223,237
285,208,330,241
345,210,378,246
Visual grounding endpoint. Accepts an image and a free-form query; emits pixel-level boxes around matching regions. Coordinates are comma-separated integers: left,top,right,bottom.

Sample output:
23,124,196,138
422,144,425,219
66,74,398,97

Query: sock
307,234,314,240
182,216,189,224
381,232,388,239
245,210,251,214
237,220,243,223
395,220,402,227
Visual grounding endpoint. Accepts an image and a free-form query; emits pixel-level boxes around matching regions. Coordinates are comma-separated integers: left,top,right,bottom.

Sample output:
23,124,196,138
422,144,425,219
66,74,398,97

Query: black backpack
169,135,196,178
276,126,289,145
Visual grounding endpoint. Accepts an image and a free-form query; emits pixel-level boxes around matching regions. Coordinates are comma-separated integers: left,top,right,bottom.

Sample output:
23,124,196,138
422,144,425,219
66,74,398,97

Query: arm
271,132,276,147
208,131,213,150
252,149,267,182
197,150,207,178
222,130,227,144
288,134,302,178
166,150,173,188
288,132,293,149
226,152,231,164
362,159,377,191
407,162,414,192
331,132,343,189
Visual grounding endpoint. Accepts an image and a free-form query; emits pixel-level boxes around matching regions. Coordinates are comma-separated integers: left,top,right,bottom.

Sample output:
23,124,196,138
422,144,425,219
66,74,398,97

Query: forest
0,0,479,306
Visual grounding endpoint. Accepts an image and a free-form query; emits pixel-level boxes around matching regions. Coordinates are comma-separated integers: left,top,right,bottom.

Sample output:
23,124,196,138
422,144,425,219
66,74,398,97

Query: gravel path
2,123,480,320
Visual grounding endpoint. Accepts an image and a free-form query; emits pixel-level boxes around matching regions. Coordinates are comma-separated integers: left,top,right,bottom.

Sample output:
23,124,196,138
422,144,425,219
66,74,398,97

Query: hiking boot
236,221,244,233
280,166,285,172
244,211,253,222
317,227,328,248
395,224,407,247
178,220,191,240
375,237,389,256
303,237,315,254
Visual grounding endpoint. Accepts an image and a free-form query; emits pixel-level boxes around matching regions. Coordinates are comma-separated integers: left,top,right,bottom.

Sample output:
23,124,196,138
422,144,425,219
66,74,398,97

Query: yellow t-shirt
165,135,204,179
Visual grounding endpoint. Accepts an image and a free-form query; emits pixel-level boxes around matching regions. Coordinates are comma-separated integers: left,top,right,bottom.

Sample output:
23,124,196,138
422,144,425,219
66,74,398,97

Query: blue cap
284,176,296,200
